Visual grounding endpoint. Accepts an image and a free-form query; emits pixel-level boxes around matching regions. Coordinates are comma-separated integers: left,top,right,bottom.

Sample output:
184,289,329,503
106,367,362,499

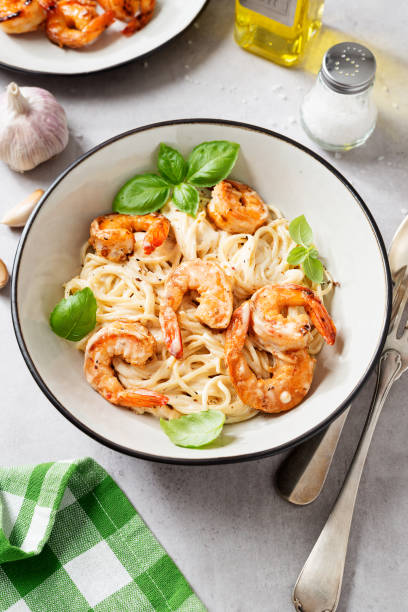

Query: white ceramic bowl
0,0,207,76
12,120,391,464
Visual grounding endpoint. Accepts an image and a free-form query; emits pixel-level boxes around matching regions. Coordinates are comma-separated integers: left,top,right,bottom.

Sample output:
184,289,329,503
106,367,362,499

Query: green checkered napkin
0,458,206,612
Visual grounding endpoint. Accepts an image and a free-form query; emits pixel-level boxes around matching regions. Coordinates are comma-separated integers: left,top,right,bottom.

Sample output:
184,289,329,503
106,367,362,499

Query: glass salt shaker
300,42,377,151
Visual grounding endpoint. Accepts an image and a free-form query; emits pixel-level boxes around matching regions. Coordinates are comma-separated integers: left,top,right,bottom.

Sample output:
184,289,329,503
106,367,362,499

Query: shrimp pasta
64,187,334,424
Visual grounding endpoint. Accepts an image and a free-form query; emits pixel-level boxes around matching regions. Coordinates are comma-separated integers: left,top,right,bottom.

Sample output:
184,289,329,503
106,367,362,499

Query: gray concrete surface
1,1,407,610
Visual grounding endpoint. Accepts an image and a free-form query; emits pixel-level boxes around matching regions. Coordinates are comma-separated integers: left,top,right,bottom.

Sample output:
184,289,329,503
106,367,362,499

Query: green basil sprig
172,183,199,217
113,173,171,216
157,143,187,184
49,287,97,341
160,409,225,448
113,140,240,218
186,141,240,187
287,215,324,284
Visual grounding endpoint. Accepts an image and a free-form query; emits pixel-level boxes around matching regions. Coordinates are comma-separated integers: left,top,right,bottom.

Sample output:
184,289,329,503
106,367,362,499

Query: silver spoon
275,217,408,505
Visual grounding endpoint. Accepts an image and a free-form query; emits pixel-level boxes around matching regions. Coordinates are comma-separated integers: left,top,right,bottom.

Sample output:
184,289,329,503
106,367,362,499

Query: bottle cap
321,42,376,94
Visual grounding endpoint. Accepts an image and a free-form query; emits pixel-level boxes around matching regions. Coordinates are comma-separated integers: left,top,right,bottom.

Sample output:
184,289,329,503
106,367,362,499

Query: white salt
301,75,377,148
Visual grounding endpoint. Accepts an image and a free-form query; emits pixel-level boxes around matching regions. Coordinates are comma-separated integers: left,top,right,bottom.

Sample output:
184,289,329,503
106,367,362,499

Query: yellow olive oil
234,0,325,67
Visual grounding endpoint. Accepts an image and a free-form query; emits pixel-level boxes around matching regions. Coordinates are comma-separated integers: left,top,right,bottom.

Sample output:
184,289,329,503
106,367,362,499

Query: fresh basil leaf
172,183,200,217
160,410,225,448
186,140,240,188
287,245,308,265
50,287,97,341
113,173,171,215
157,143,187,185
303,255,324,284
289,215,313,247
308,248,319,259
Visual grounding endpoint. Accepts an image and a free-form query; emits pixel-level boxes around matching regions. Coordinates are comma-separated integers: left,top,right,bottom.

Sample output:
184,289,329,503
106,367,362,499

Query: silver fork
292,269,408,612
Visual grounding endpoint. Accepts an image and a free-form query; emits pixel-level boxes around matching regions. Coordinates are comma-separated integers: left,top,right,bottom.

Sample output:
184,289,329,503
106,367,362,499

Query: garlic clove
1,189,44,227
0,258,9,289
0,82,69,173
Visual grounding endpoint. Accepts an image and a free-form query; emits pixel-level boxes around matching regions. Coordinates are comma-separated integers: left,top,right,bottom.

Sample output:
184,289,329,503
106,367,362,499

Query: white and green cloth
0,458,206,612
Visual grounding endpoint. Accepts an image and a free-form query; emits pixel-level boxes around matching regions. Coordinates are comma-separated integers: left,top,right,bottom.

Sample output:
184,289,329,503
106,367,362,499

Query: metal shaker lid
321,42,376,94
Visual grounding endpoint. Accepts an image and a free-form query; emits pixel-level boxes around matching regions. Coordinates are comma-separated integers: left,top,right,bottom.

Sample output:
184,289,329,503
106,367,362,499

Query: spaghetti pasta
64,196,333,423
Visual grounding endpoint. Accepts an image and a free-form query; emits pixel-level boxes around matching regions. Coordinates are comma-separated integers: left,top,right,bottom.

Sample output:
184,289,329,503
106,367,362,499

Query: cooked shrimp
160,259,233,360
45,0,114,48
251,283,336,353
0,0,46,34
84,320,178,419
97,0,154,35
207,180,269,234
225,301,316,413
89,212,170,262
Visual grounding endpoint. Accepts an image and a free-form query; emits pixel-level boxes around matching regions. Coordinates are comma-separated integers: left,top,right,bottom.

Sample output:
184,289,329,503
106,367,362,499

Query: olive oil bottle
234,0,325,67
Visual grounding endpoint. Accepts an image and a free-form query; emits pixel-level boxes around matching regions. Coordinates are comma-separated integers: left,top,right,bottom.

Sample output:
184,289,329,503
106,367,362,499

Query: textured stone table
1,1,407,610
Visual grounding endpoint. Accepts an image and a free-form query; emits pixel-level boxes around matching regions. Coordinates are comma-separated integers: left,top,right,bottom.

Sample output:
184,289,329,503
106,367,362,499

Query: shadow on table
138,367,404,611
303,25,408,77
0,281,11,301
0,130,86,199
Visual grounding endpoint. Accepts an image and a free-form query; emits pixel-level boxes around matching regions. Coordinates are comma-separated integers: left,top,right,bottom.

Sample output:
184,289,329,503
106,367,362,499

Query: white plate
0,0,207,75
12,120,392,464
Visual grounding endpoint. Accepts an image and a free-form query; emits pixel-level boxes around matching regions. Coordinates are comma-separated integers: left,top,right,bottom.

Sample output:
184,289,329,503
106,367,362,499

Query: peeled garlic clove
0,258,9,289
0,82,69,173
1,189,44,227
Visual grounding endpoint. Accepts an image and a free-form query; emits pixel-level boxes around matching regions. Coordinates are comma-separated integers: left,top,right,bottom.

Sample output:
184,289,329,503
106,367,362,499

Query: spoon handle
275,407,350,505
292,349,401,612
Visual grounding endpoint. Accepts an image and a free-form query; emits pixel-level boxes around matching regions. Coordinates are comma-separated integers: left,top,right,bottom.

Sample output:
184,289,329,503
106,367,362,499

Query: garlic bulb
1,189,44,227
0,82,69,172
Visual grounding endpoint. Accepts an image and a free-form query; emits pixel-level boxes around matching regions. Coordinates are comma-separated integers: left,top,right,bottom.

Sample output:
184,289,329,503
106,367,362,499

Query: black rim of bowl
11,118,392,465
0,0,210,77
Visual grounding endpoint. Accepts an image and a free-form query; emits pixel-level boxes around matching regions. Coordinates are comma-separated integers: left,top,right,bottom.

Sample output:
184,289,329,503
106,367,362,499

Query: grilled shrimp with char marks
251,283,336,353
97,0,154,35
0,0,46,33
225,301,316,414
89,212,170,262
160,259,233,360
45,0,114,48
84,320,178,419
207,179,269,234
